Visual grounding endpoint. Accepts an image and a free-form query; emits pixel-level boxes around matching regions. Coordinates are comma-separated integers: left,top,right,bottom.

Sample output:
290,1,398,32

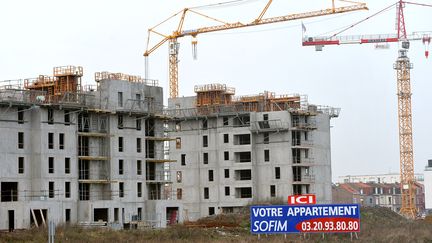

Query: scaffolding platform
78,156,110,161
78,179,116,184
53,66,83,77
94,71,159,86
145,159,176,163
78,132,112,137
145,137,175,141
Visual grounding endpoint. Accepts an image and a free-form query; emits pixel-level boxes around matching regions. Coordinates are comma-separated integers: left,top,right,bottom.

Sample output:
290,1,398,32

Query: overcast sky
1,0,431,181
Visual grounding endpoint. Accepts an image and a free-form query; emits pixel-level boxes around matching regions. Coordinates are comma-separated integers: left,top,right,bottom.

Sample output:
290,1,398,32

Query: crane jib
302,37,399,46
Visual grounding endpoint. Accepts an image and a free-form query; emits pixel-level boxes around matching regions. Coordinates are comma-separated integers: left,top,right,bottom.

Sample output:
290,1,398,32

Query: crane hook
192,36,198,60
423,35,430,59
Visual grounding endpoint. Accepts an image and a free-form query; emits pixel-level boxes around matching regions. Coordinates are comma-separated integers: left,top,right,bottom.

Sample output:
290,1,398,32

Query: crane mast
145,0,368,98
395,0,416,219
394,47,416,219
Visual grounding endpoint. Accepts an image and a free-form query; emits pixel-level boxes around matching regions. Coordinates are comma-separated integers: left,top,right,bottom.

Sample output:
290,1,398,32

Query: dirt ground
1,207,432,243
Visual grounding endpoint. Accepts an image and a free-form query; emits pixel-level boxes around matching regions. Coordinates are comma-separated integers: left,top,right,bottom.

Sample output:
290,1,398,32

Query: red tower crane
303,0,432,219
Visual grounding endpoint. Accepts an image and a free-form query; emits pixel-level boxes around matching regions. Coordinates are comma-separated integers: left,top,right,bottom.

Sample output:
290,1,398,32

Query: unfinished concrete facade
0,67,180,231
167,84,339,221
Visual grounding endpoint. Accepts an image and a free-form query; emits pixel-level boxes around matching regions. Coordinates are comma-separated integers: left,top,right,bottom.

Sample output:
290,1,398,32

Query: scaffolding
194,83,235,107
78,113,113,200
94,71,158,86
182,84,312,115
0,79,23,90
232,91,302,112
24,66,83,102
53,66,83,95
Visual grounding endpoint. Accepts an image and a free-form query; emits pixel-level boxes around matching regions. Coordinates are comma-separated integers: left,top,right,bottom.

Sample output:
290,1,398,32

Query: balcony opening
235,152,251,163
234,134,251,145
235,170,252,180
292,131,301,146
79,160,89,180
148,183,163,200
146,162,156,180
146,140,155,158
79,183,90,201
145,119,155,136
292,149,301,164
78,137,89,156
235,187,252,198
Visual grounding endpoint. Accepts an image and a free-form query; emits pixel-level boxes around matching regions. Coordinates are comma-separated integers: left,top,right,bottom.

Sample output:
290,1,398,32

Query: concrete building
166,84,339,221
424,160,432,211
0,66,180,231
333,182,425,214
339,173,424,184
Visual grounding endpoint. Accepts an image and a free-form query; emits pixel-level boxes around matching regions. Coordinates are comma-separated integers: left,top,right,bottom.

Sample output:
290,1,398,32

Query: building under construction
167,84,339,221
0,66,181,230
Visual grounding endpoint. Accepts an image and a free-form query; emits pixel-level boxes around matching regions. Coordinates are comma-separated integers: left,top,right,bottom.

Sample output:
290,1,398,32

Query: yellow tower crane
144,0,368,99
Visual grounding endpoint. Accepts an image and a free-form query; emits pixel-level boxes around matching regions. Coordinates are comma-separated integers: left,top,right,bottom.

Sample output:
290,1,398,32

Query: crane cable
328,2,396,37
323,1,432,38
190,0,261,10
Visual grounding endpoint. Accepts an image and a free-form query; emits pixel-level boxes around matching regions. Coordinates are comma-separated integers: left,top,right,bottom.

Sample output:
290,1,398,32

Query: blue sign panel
250,204,360,234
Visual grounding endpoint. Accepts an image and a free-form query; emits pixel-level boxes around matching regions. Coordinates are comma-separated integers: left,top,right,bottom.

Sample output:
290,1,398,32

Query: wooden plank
40,209,46,227
31,209,39,228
